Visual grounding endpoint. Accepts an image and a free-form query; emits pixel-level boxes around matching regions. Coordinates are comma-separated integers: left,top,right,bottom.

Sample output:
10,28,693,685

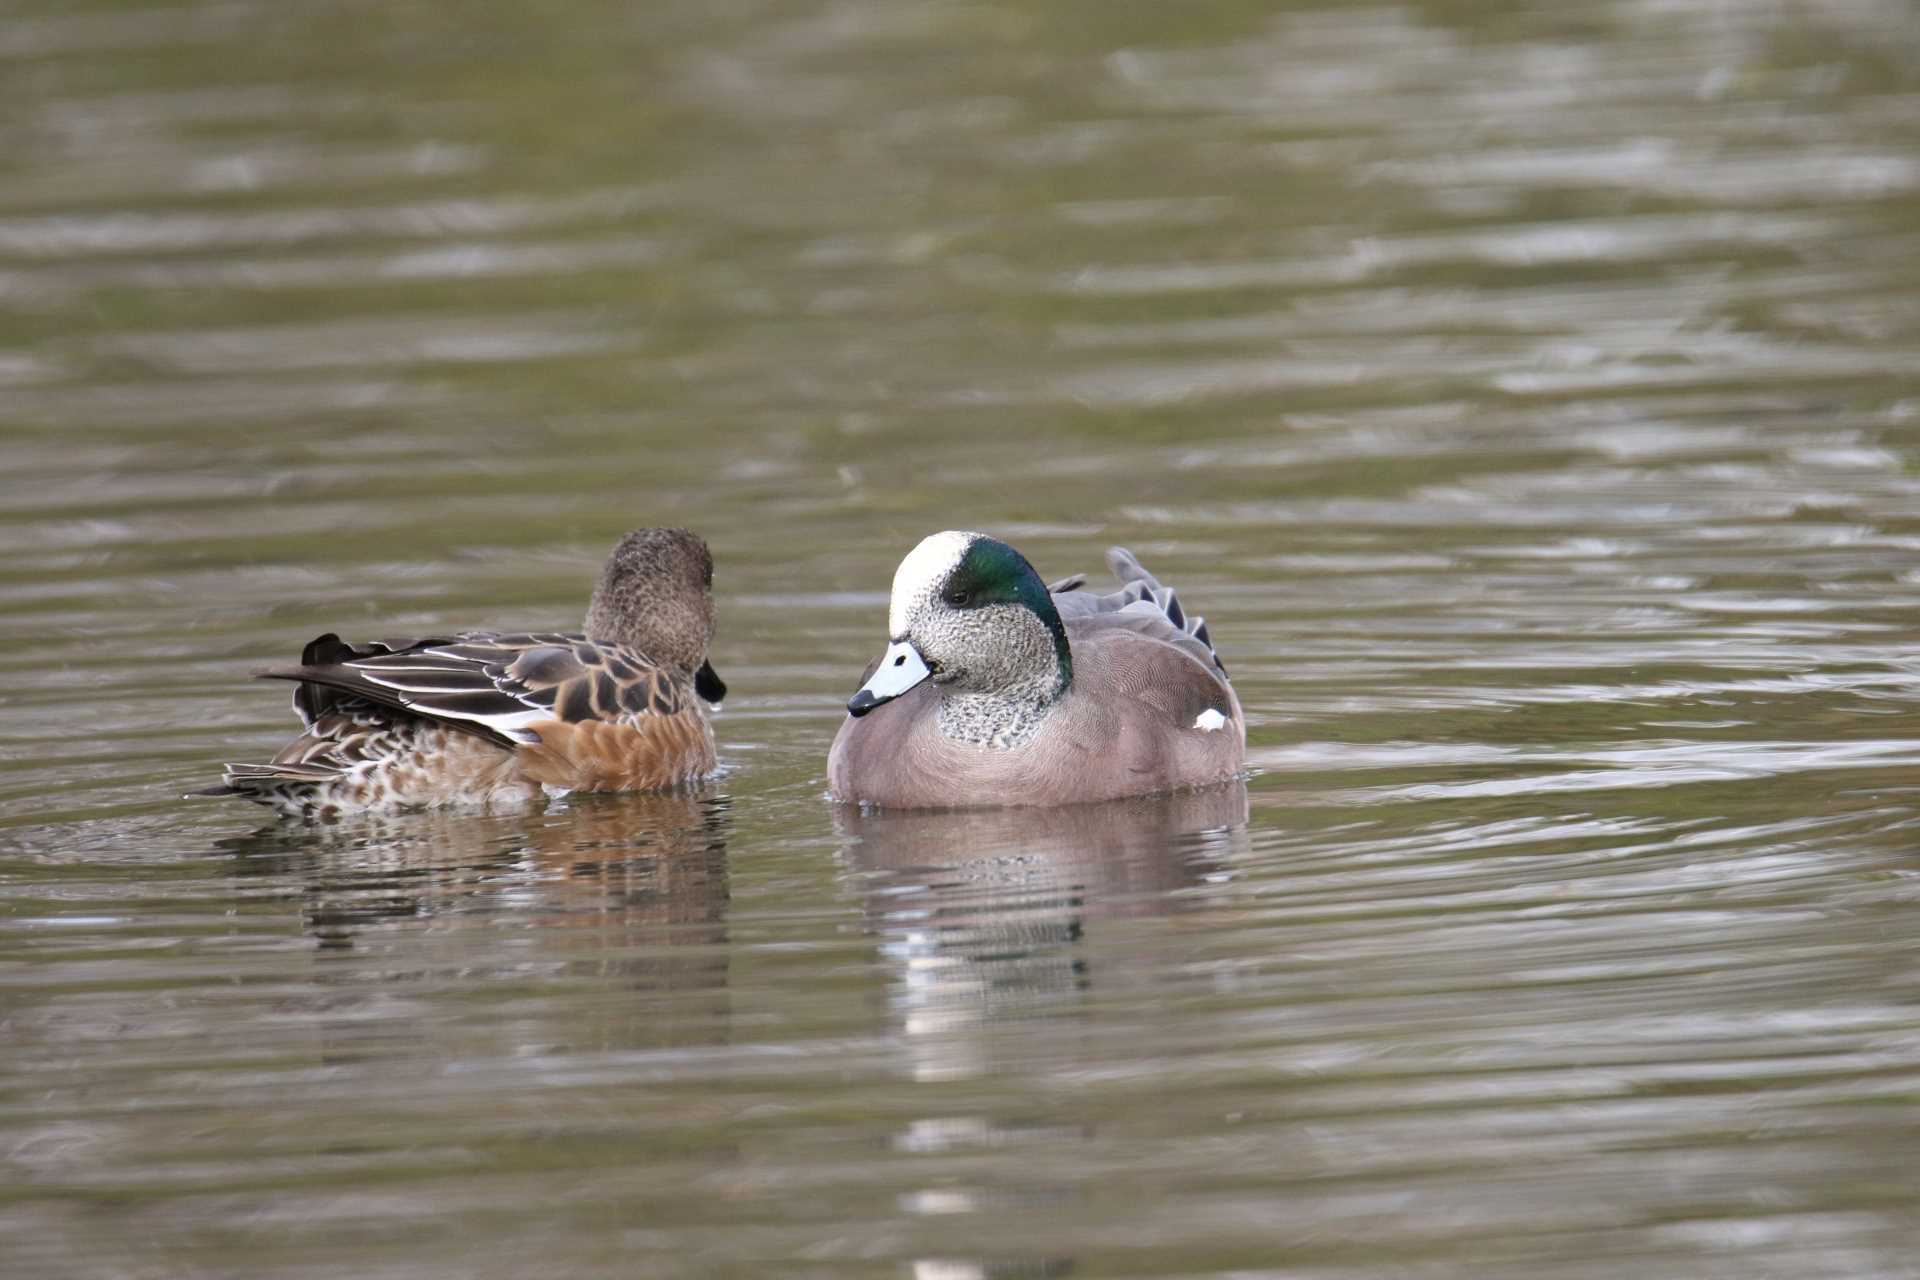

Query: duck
828,531,1244,809
202,527,726,819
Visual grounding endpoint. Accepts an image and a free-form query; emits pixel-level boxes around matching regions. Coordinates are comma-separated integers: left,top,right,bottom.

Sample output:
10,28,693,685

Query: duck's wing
256,631,691,748
1050,547,1228,678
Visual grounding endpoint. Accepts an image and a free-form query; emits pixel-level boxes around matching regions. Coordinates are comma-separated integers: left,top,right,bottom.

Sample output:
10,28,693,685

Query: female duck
206,527,726,818
828,531,1243,808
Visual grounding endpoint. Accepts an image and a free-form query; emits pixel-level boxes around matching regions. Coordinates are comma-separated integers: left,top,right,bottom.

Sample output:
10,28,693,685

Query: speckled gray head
847,531,1070,725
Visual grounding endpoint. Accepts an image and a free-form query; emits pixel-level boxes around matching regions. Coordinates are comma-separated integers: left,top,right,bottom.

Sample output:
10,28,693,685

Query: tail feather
223,760,342,782
269,632,438,728
282,632,358,726
194,757,348,806
1104,546,1227,675
1159,587,1185,631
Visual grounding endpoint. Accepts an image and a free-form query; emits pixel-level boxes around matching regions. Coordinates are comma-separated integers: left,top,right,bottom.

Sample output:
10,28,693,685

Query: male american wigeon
828,531,1244,808
204,527,725,818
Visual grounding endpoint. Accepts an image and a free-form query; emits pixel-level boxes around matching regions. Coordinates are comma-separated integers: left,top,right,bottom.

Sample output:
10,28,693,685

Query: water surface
4,0,1920,1276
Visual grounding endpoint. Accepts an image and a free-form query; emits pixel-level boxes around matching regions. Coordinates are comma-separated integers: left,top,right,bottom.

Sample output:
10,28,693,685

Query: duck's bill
695,659,727,704
847,640,930,717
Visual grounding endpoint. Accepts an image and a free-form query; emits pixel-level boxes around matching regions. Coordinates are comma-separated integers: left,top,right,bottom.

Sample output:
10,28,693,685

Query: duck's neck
936,658,1069,750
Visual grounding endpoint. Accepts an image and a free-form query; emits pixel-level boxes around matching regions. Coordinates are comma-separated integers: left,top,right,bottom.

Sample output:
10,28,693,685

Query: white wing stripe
359,671,501,696
410,705,548,743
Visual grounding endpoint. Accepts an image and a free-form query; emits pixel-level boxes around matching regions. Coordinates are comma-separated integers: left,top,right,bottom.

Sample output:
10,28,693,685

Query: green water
4,0,1920,1276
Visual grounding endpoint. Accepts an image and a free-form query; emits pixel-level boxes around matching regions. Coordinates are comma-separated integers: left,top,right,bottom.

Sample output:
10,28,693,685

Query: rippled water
5,0,1920,1275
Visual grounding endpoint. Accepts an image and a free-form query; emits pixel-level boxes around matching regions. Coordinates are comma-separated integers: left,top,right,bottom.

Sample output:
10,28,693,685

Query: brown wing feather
1111,633,1228,722
256,631,687,748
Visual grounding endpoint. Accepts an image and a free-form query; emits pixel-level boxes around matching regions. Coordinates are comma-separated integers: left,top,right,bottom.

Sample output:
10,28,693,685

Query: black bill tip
695,660,727,704
847,688,887,718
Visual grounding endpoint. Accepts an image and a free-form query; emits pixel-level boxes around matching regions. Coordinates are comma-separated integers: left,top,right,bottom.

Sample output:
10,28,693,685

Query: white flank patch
1194,708,1227,732
542,784,573,800
890,530,979,635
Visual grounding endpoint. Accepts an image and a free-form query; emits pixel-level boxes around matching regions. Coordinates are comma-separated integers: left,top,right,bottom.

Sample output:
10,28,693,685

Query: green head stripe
951,537,1072,690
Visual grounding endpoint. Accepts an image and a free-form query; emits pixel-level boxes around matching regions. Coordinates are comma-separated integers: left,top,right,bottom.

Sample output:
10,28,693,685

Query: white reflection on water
840,786,1250,1083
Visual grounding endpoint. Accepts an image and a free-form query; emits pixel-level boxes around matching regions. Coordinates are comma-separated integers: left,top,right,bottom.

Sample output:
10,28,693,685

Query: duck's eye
944,587,971,607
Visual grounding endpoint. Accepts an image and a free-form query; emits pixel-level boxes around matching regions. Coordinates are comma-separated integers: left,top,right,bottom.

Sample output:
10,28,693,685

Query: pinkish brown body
829,536,1244,810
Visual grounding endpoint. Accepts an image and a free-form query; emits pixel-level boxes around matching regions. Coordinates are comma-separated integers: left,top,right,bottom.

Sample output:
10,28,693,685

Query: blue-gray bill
847,640,931,717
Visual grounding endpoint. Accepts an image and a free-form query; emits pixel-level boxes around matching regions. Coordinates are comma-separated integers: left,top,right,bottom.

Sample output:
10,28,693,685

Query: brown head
582,528,725,700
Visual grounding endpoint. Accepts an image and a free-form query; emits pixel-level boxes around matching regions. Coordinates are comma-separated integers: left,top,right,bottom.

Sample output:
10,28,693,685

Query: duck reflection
219,789,732,1050
842,785,1248,1279
837,782,1249,1081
